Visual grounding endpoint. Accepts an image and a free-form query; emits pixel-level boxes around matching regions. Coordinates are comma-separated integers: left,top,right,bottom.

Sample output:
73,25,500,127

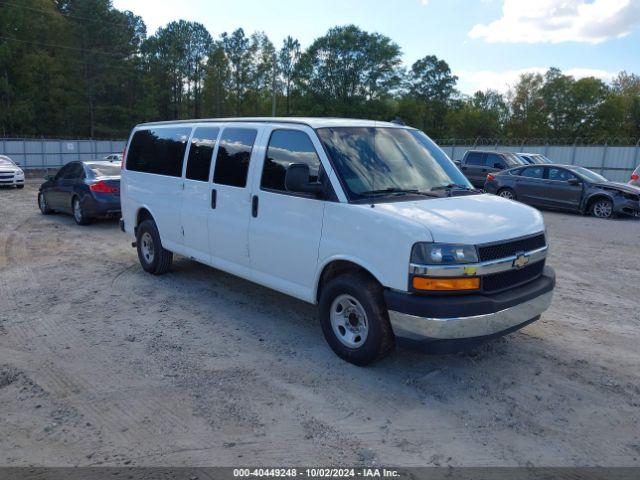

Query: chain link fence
2,136,639,183
0,137,126,170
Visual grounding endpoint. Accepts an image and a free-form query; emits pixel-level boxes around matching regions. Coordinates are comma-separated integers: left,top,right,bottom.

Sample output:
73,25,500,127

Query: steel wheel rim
594,201,612,218
39,193,46,212
330,294,369,348
140,232,155,264
73,199,82,222
499,190,514,199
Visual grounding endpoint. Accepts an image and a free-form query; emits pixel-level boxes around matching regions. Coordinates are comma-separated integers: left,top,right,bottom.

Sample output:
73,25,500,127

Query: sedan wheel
72,197,92,225
591,199,613,218
38,192,52,215
498,189,515,200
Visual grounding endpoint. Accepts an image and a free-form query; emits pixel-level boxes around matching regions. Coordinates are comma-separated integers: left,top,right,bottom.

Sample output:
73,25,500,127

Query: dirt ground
0,184,639,467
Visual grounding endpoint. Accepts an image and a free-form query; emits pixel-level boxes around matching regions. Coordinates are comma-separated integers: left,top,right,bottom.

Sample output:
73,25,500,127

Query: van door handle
251,195,259,218
211,189,217,209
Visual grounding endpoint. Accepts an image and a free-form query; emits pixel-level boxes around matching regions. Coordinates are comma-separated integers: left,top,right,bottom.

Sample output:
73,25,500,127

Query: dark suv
457,150,525,188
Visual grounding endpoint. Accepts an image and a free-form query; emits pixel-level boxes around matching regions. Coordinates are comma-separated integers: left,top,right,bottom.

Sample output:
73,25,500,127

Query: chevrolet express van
120,118,555,365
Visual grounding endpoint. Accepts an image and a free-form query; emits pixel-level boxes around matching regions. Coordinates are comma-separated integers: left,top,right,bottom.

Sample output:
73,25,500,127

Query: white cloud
469,0,640,44
456,67,617,94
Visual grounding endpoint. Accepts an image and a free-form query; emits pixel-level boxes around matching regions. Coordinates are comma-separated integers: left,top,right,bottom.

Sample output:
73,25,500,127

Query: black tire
497,188,516,200
72,196,92,225
590,197,614,219
38,192,53,215
319,272,395,366
136,218,173,275
16,184,24,189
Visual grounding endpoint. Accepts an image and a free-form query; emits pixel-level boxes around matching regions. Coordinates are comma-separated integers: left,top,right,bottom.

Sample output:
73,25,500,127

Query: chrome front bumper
388,290,553,341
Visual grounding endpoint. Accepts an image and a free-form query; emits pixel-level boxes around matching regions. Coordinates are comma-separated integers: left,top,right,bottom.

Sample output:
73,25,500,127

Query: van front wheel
319,272,395,366
136,219,173,274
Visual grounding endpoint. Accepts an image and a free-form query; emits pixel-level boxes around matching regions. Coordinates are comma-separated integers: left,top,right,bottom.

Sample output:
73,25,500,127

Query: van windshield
316,127,472,201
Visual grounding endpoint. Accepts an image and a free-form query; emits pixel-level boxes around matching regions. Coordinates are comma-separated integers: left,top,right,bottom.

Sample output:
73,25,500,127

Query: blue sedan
38,160,121,225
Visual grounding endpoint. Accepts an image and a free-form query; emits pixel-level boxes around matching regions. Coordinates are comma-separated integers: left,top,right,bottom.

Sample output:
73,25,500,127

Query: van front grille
478,234,546,262
482,260,545,293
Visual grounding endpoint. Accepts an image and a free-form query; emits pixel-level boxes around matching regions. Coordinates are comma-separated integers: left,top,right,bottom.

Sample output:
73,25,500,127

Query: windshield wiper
430,183,475,192
360,188,439,197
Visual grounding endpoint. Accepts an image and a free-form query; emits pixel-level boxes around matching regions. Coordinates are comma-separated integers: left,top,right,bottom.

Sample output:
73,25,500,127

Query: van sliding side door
207,125,260,276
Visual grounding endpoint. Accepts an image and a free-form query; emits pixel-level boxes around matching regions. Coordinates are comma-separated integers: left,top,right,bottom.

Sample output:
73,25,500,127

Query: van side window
186,127,220,182
261,130,321,192
127,127,191,177
465,152,482,165
213,128,257,187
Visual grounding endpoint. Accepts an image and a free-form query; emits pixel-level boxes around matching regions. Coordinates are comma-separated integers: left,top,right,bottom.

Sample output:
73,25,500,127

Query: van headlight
411,242,478,265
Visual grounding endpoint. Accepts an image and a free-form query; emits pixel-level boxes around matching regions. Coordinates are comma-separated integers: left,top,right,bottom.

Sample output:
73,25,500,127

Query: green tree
221,28,253,116
506,72,546,138
203,43,230,117
399,55,458,137
295,25,402,117
278,36,300,115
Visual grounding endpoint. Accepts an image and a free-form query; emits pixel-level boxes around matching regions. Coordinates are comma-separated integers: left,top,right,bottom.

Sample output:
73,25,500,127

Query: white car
120,118,555,365
104,153,123,162
0,155,25,189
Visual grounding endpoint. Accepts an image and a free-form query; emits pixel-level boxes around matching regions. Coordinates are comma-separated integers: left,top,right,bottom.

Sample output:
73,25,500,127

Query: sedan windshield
316,127,472,201
573,166,607,183
534,155,553,164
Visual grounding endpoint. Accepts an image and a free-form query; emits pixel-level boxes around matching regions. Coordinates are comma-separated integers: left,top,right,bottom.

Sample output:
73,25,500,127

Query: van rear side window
186,127,220,182
213,128,257,187
126,127,191,177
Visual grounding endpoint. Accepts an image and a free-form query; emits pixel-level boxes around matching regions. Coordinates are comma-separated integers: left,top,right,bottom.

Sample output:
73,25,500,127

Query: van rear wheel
319,272,395,366
136,219,173,274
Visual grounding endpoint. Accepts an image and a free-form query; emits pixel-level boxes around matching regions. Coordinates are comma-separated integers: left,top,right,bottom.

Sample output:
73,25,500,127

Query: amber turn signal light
412,276,480,291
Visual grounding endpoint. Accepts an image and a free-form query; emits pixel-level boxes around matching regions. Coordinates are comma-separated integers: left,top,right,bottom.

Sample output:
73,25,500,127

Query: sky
111,0,640,95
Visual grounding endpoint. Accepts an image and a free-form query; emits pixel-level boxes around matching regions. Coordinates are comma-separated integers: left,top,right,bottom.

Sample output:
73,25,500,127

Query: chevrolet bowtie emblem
512,253,530,269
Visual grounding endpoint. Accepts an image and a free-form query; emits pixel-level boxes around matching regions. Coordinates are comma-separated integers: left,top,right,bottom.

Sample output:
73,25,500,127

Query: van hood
375,194,545,245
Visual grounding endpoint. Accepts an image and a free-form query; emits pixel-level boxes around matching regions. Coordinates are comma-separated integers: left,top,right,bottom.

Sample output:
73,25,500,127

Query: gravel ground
0,184,639,467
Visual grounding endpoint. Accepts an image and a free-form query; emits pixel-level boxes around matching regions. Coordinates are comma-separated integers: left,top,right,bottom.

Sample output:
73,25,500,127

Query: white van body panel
373,194,545,245
122,117,548,303
123,170,185,252
317,202,433,293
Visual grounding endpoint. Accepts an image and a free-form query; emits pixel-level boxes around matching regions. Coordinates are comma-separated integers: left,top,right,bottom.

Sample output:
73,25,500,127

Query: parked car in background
120,118,555,365
104,153,123,162
485,164,640,218
517,153,553,165
38,160,121,225
457,150,526,188
630,165,640,187
0,155,25,189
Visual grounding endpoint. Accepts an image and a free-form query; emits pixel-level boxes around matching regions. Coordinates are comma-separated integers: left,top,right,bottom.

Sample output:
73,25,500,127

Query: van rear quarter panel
317,202,433,294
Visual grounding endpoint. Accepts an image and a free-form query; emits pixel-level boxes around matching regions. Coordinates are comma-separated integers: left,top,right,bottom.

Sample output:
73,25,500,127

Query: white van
120,118,555,365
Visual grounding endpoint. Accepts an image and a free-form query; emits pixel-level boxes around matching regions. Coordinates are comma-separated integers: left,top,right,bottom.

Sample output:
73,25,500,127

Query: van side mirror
567,178,580,186
453,160,461,167
44,174,54,181
285,163,323,195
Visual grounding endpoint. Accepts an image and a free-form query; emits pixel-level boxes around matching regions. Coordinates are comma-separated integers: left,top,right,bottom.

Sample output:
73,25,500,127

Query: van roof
136,117,409,129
